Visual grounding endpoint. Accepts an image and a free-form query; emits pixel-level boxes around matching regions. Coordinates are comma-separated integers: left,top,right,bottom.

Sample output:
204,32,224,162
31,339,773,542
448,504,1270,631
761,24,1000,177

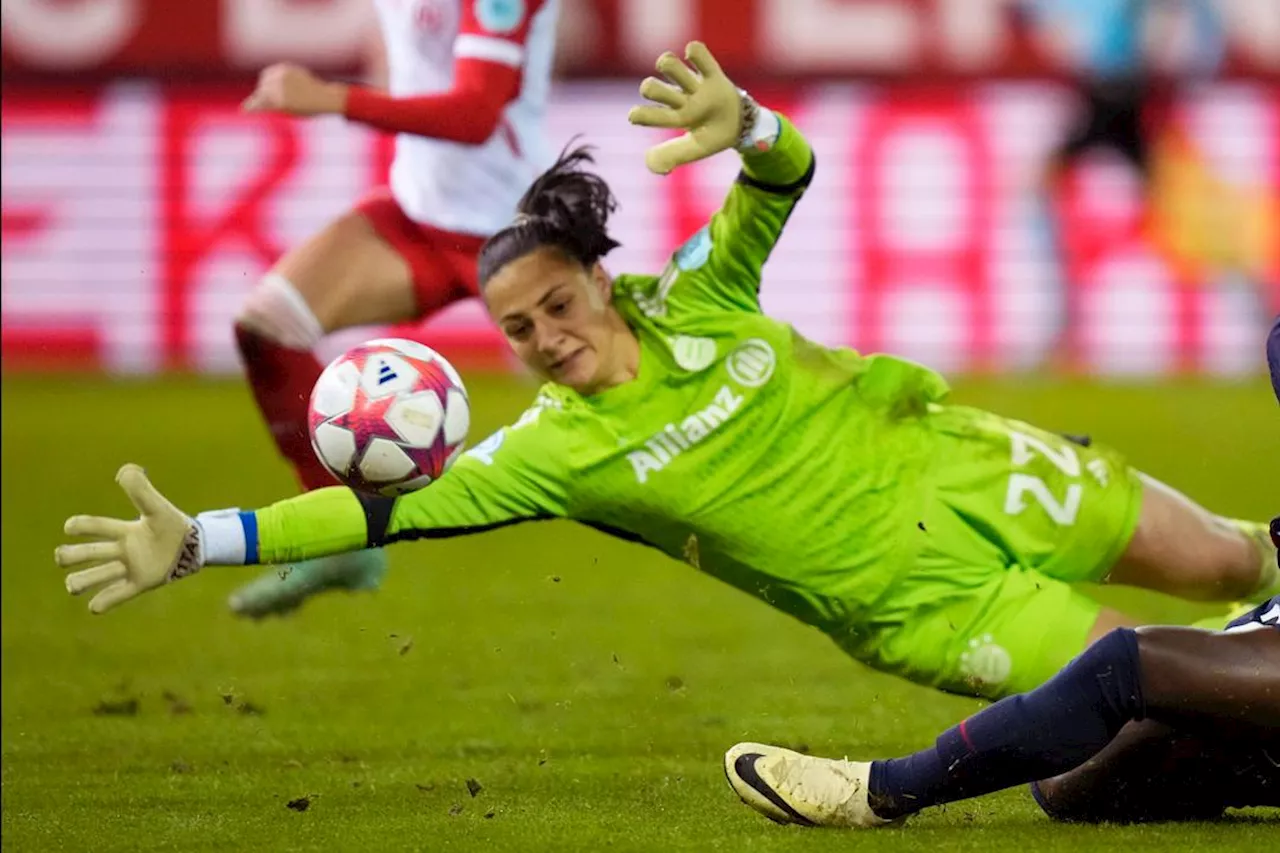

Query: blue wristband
239,511,260,565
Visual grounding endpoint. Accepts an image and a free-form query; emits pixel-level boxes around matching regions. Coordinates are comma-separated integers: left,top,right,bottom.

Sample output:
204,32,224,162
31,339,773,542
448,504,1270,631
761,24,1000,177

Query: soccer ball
308,338,470,497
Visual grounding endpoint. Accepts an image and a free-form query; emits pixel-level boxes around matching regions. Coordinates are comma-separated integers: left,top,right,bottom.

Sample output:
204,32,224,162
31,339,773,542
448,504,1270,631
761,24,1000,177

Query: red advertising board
3,81,1277,376
3,0,1278,80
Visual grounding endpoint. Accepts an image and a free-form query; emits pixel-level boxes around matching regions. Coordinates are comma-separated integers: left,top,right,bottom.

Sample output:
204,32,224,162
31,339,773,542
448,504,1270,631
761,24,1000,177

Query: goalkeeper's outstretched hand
56,464,203,614
627,41,744,176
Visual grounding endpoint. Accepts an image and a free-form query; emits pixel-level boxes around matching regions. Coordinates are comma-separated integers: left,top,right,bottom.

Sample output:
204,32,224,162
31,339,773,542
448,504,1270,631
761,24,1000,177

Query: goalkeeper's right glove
55,464,204,614
627,41,757,176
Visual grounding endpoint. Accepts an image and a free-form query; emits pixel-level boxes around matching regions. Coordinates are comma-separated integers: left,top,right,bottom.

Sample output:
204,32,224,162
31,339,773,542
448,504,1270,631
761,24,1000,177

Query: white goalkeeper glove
56,464,204,614
628,41,767,176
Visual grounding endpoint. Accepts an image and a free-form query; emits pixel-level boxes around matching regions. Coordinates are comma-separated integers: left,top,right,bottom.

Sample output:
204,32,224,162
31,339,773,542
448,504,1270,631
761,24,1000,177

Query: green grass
2,374,1276,852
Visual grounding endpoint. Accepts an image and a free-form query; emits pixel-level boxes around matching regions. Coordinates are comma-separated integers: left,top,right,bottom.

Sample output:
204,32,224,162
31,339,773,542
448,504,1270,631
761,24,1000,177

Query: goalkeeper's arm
213,472,558,568
57,440,566,613
626,42,814,301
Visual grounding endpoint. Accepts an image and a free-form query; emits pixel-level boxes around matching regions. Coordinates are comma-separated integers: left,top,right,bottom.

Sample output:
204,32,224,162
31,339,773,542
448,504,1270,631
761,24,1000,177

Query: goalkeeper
55,43,1279,701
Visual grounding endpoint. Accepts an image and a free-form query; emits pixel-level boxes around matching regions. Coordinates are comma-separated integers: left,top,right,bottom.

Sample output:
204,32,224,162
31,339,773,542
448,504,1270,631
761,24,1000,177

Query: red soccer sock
235,323,336,491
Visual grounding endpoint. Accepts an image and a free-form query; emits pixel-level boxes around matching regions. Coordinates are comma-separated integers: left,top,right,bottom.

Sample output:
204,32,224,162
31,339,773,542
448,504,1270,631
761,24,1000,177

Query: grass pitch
2,373,1276,852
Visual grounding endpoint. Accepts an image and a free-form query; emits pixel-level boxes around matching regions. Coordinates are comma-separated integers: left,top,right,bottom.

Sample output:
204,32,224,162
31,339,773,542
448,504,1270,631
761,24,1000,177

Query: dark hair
478,141,621,288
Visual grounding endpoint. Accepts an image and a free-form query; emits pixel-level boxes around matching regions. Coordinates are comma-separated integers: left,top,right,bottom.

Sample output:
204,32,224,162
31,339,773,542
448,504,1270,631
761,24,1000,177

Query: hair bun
520,143,615,214
526,193,574,230
478,139,622,287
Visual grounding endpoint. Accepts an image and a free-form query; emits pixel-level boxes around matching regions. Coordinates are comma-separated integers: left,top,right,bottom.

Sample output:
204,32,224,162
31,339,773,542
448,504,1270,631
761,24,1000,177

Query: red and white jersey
373,0,558,236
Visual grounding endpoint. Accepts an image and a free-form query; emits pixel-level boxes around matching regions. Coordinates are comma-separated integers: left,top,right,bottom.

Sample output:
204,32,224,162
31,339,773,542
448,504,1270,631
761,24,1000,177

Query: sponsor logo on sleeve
632,227,714,319
465,428,507,466
674,226,712,271
474,0,524,34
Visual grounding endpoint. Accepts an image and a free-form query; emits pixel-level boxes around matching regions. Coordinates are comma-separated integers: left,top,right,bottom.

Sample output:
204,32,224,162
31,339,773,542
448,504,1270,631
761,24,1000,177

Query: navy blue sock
868,628,1145,819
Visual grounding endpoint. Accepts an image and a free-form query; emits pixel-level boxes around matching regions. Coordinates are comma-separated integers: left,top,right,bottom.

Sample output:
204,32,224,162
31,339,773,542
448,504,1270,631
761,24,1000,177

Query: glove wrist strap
193,509,248,566
735,90,780,153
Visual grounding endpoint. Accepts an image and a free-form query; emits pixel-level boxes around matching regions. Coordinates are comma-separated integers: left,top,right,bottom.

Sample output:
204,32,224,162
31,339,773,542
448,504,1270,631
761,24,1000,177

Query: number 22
1003,432,1082,526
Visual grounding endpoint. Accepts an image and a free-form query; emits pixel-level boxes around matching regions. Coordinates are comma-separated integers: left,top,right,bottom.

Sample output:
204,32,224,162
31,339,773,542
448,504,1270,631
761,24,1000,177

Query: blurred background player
230,0,559,618
1013,0,1230,365
725,594,1279,828
1020,0,1225,184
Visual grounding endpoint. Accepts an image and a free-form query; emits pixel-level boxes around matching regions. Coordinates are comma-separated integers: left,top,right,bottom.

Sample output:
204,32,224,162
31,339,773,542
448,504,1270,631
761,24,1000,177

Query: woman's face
483,247,628,394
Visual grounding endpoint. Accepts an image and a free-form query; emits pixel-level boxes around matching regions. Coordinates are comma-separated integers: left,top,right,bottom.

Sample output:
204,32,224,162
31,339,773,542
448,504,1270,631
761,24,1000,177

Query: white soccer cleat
723,742,898,829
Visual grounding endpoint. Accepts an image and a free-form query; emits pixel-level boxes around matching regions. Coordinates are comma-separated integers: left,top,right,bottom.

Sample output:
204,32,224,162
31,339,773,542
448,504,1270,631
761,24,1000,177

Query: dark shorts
1055,79,1151,176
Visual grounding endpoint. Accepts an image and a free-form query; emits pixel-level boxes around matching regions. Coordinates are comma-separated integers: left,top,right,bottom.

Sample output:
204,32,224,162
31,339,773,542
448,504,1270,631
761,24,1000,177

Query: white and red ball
308,338,470,497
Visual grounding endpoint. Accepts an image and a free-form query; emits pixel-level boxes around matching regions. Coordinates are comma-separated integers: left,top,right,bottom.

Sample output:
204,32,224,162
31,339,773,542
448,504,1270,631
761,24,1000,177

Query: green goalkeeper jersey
253,117,952,634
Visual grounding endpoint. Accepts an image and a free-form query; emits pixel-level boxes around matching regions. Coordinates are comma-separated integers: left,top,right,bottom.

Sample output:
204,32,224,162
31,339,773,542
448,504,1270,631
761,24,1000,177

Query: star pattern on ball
309,341,470,496
326,387,402,457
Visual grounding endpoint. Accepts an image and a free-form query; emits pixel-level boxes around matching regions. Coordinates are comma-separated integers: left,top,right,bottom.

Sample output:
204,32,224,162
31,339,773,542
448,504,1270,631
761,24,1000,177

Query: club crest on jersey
668,335,717,372
474,0,524,33
725,339,776,388
959,635,1012,692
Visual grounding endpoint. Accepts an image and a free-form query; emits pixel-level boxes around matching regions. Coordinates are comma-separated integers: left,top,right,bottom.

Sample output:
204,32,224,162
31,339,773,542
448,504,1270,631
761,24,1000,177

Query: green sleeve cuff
255,487,370,564
740,115,815,192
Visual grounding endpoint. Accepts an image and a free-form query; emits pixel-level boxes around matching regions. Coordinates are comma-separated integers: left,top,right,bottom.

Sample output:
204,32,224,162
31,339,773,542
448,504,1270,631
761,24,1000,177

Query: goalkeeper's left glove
56,464,204,614
627,41,773,176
